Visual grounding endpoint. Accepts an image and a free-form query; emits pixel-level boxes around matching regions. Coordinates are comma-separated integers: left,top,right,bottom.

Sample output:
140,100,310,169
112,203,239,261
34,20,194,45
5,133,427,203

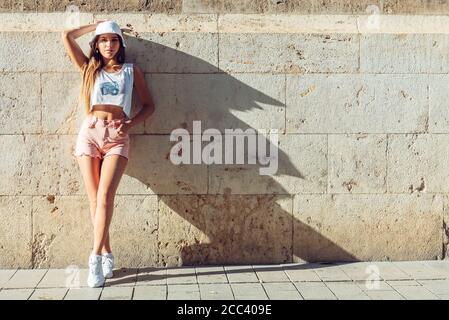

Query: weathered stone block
293,194,443,262
208,134,327,194
41,72,82,135
0,13,93,31
219,33,359,73
281,0,383,15
6,0,449,14
35,0,102,12
93,13,217,33
357,15,449,34
361,34,431,73
0,73,40,134
19,0,34,11
429,75,449,133
218,14,357,33
59,135,83,196
0,135,81,196
286,74,428,133
106,196,159,268
146,73,284,134
0,32,90,72
383,0,449,15
31,195,92,268
105,0,149,13
123,135,208,194
158,194,292,266
0,0,12,12
25,135,66,195
0,135,36,195
328,134,387,193
387,134,449,193
128,32,218,73
32,195,159,268
0,196,32,268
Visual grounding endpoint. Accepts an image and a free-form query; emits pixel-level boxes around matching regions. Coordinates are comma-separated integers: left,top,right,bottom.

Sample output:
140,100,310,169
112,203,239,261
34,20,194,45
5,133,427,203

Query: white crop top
90,63,134,118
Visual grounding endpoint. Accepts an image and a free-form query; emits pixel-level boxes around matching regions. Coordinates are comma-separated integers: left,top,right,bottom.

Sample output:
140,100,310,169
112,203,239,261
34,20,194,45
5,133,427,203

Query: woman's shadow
106,35,358,285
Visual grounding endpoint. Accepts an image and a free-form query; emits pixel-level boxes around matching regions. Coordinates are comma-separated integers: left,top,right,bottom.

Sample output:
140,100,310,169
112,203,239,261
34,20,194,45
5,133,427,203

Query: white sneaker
87,253,105,288
102,252,115,279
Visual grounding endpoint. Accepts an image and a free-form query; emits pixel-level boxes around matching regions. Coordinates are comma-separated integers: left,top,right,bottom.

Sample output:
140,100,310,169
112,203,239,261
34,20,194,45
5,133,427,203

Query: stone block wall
3,0,449,14
1,11,449,268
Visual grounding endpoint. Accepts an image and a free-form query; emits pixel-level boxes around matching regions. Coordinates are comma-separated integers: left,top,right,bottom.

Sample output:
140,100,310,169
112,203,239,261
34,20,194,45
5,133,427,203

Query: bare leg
92,154,128,255
76,155,112,254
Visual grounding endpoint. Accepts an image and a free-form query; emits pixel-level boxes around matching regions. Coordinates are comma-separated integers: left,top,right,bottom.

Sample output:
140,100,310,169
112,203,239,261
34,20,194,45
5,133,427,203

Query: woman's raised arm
61,21,103,73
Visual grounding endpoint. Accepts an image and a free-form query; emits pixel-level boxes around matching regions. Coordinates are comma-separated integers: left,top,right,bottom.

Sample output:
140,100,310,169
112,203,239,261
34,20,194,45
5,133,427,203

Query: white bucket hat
92,21,126,47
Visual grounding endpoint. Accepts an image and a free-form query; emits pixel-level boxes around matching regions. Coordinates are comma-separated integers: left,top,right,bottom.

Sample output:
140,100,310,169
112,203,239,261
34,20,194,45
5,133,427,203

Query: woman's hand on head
94,19,108,26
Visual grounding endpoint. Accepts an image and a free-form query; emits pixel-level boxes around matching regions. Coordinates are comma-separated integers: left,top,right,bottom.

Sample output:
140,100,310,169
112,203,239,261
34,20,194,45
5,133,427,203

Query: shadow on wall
116,35,357,266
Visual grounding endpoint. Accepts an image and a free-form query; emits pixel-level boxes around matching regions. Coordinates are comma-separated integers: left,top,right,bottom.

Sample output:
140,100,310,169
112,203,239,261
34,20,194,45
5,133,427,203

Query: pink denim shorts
73,115,130,160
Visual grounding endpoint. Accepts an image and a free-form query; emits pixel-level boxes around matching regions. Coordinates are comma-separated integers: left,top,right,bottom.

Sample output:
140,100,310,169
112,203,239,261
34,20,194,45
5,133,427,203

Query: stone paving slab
354,280,394,292
224,265,259,283
393,285,440,300
196,266,228,284
313,264,352,282
104,268,138,287
336,262,380,281
387,280,422,287
168,284,201,300
2,269,47,289
136,268,168,286
365,290,405,300
37,269,77,288
325,281,371,300
166,267,197,285
199,283,234,300
64,287,102,300
0,269,17,288
100,286,134,300
283,265,321,282
0,261,448,299
253,265,291,283
393,261,449,280
417,279,449,295
133,285,167,300
422,261,449,277
262,282,303,300
230,283,268,300
29,288,68,300
0,288,34,300
369,262,412,280
293,282,337,300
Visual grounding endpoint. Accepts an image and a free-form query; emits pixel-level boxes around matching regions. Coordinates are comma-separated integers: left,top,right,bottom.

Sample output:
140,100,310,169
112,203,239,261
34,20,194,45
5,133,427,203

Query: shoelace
89,258,102,275
102,255,114,269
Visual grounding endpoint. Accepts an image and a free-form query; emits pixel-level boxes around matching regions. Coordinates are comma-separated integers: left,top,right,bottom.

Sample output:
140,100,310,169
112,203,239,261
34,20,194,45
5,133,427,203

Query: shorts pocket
109,127,128,141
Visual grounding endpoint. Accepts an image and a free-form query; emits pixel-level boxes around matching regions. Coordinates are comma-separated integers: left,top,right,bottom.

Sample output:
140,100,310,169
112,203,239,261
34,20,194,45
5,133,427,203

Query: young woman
62,20,155,287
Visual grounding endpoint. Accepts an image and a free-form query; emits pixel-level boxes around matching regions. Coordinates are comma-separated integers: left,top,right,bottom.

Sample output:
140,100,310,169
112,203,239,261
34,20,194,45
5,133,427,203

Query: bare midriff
89,104,127,121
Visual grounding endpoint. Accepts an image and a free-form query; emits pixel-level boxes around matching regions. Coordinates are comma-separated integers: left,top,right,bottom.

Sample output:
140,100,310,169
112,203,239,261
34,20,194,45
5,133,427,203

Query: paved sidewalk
1,261,449,300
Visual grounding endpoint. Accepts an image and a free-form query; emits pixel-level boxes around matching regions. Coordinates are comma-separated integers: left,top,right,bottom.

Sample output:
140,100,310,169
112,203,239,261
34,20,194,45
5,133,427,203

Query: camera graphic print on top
90,63,134,119
100,81,120,96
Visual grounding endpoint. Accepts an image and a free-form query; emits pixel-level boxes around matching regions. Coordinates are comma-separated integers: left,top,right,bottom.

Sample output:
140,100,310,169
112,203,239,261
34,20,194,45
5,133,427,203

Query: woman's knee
89,199,97,212
96,191,115,207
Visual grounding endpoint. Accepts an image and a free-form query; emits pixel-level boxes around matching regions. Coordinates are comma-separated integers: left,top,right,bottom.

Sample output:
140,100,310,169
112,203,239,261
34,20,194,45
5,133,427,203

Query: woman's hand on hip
116,119,132,136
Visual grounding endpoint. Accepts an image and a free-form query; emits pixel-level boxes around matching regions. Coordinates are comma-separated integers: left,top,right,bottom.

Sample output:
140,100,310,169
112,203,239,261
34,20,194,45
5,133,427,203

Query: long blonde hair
79,35,126,114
